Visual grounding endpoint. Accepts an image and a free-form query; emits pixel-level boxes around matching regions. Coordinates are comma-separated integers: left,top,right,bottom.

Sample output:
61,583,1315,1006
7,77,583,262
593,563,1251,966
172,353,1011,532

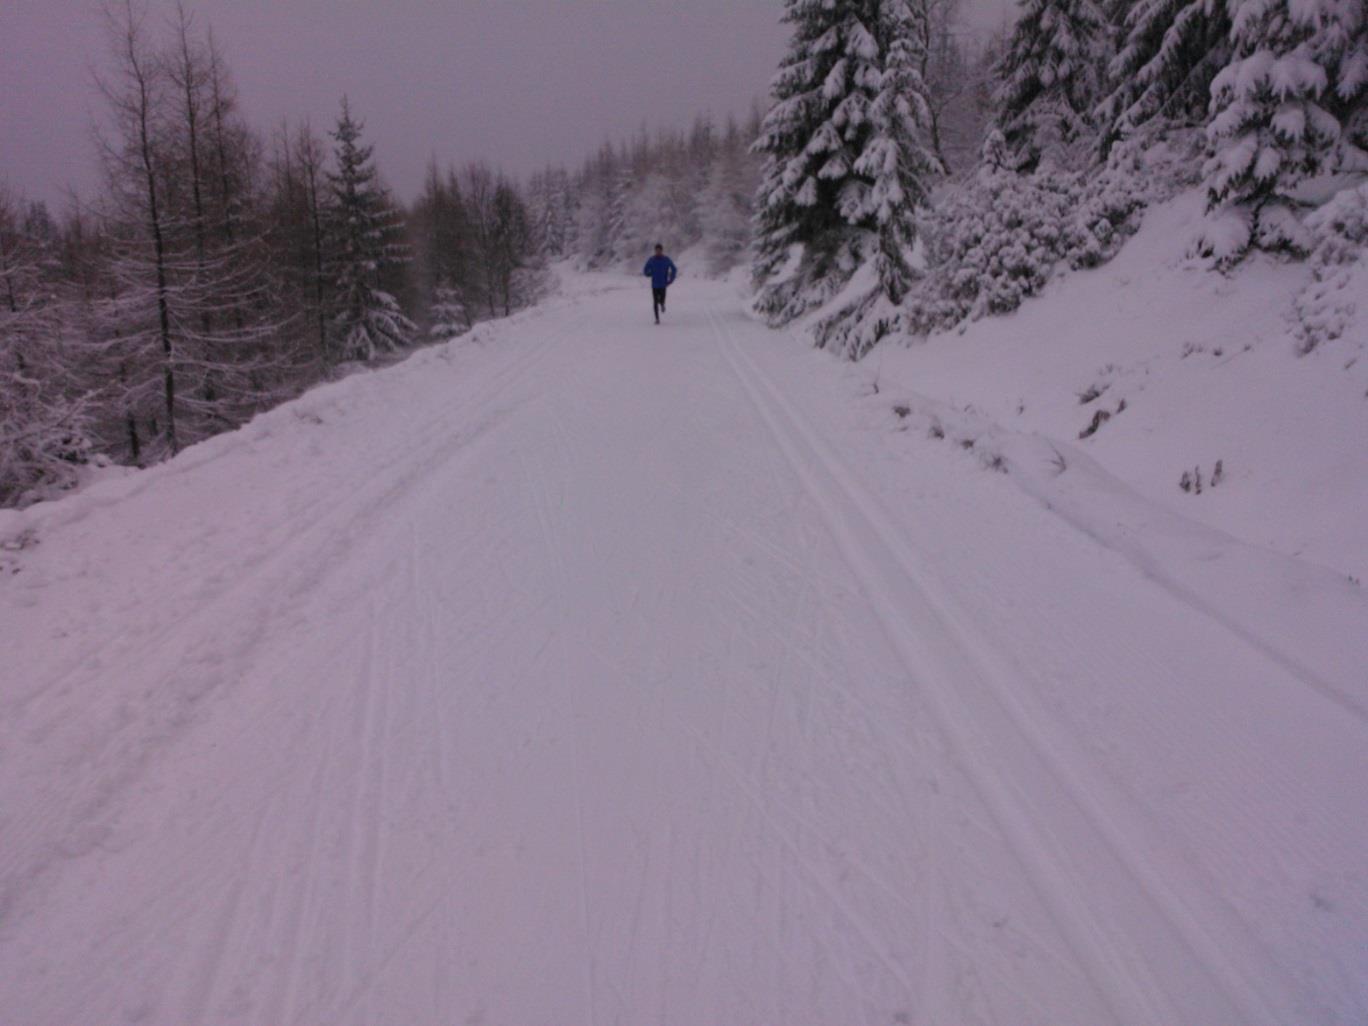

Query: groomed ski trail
1,274,1364,1026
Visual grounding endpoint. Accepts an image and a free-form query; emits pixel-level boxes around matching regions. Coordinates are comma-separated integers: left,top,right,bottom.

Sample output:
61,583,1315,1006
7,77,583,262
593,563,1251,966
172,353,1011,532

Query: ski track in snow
0,274,1365,1025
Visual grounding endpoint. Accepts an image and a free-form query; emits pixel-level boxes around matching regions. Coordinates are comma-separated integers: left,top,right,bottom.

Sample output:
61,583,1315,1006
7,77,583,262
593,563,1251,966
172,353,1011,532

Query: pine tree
860,0,941,305
606,162,636,266
1098,0,1232,148
994,0,1109,169
326,98,415,360
700,129,760,273
490,179,532,317
753,0,940,327
574,144,619,268
95,0,182,456
528,166,573,259
162,7,291,431
266,121,331,371
428,280,469,339
752,0,873,313
1199,0,1368,262
410,162,474,335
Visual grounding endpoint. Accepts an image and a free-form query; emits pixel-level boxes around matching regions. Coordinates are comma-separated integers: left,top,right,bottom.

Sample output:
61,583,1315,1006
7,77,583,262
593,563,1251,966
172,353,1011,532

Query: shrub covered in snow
0,193,96,506
0,393,94,508
1293,180,1368,353
887,127,1205,344
0,309,95,507
910,162,1076,330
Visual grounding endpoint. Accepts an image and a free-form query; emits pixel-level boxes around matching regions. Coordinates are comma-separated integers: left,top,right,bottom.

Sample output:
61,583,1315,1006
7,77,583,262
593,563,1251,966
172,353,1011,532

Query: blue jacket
644,254,677,290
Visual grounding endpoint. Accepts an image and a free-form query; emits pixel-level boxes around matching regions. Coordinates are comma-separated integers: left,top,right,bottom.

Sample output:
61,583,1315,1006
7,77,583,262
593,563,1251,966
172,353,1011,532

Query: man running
643,244,677,325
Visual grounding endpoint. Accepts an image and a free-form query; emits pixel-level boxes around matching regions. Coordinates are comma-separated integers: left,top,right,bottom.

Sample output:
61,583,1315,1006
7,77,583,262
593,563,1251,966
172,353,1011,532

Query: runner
643,244,677,325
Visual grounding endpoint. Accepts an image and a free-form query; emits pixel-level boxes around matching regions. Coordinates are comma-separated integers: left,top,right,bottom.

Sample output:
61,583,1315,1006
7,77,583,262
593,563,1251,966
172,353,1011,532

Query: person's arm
644,259,653,277
667,259,678,285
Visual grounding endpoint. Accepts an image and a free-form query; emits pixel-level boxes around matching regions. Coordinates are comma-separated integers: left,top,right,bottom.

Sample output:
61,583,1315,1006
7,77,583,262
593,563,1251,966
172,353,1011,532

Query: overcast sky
2,0,1015,209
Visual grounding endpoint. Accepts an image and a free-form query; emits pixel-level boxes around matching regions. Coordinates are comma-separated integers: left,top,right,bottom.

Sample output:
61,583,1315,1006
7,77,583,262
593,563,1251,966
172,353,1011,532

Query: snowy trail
2,275,1365,1025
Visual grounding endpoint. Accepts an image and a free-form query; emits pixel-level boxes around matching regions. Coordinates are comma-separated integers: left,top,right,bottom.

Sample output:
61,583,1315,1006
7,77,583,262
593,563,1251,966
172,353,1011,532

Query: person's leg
660,286,666,313
653,288,664,322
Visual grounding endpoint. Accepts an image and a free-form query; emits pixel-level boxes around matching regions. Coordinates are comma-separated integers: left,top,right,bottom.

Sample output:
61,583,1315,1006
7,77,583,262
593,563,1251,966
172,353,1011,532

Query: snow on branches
754,0,940,336
1197,0,1368,263
994,0,1109,170
894,127,1205,346
1099,0,1233,148
326,98,416,361
1293,180,1368,352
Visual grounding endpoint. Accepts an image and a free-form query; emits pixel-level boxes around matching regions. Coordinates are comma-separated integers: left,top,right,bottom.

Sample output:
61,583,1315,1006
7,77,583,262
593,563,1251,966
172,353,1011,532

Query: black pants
652,287,668,321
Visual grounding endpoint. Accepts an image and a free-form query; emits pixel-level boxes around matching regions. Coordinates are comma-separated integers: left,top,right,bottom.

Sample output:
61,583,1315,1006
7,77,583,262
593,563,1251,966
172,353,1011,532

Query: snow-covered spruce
753,0,939,354
1097,0,1232,150
428,281,470,341
699,129,761,274
1197,0,1368,264
1294,180,1368,353
326,98,416,361
993,0,1109,170
527,166,576,260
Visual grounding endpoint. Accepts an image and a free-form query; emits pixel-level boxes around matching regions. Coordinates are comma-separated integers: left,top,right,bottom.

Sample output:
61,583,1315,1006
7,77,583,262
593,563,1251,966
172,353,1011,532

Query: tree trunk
305,156,329,365
174,6,212,344
119,360,142,463
0,231,19,314
128,24,178,454
207,31,247,335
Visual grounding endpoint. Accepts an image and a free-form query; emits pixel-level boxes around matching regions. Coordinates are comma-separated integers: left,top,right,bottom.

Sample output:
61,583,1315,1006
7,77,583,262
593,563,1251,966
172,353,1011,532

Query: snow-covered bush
1293,180,1368,353
0,391,94,507
908,164,1076,331
0,308,95,507
898,127,1203,340
1069,135,1175,267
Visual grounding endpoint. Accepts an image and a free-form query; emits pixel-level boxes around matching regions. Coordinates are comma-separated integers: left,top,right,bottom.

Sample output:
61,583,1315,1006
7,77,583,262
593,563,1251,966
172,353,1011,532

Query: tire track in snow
267,689,342,1024
519,399,601,1026
0,315,587,941
180,782,276,1022
7,316,572,722
708,311,1285,1026
341,593,394,1020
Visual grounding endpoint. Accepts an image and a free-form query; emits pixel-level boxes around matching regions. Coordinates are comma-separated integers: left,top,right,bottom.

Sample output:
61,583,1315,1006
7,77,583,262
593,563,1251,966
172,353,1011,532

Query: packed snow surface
2,262,1366,1025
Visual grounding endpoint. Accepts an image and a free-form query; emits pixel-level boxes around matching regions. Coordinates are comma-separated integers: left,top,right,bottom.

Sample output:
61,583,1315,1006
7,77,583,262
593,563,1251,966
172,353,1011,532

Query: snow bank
0,289,587,932
858,189,1368,585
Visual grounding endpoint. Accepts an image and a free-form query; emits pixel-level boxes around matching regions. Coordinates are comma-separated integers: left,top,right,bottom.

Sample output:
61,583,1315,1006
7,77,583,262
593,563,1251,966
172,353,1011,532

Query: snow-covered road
2,274,1365,1025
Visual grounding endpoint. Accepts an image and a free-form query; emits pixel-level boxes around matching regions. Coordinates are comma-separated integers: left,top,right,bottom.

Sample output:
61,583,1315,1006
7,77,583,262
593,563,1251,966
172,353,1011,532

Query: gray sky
2,0,1014,209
